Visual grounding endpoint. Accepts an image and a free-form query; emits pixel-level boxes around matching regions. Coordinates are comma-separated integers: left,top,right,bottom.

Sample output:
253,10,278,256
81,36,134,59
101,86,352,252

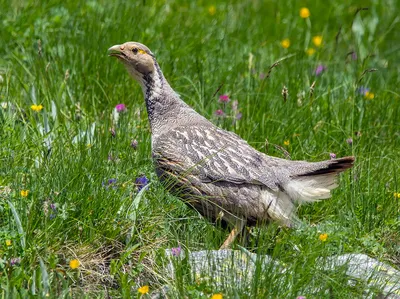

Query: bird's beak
108,45,122,57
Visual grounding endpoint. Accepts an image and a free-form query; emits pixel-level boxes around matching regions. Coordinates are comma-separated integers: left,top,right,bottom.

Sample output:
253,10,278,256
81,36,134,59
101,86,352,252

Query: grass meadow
1,0,400,298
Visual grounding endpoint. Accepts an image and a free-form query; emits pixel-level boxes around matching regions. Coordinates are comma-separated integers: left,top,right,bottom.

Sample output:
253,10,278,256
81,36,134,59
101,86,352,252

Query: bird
108,42,354,249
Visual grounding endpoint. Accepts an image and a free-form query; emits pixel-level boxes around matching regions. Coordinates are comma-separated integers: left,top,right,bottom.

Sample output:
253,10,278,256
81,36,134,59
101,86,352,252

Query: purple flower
330,153,336,159
135,175,149,191
50,203,56,211
215,109,225,117
346,138,353,145
103,178,117,189
315,65,326,76
296,297,306,299
235,112,242,120
219,95,230,103
351,52,357,60
259,73,266,80
357,86,370,95
131,139,138,149
171,246,182,257
10,257,21,266
115,104,126,112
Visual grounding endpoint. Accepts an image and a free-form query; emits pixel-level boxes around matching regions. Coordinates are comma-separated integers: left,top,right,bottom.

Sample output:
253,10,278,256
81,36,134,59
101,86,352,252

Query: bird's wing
153,125,281,191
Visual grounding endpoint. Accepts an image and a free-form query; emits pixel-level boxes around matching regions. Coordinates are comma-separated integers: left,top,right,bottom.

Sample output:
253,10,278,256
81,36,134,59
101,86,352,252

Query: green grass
1,0,400,297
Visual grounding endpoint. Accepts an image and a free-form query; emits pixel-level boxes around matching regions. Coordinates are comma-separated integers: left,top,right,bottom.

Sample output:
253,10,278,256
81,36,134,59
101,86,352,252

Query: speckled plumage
109,42,354,227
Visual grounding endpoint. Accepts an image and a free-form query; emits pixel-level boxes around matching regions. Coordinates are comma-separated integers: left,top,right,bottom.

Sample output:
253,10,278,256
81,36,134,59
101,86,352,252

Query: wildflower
300,7,310,18
281,38,290,49
31,104,43,112
103,178,117,189
171,246,182,257
138,285,149,294
49,203,57,219
259,73,266,80
283,140,290,146
319,233,328,242
315,65,326,76
208,5,216,16
330,153,336,159
357,86,370,95
346,138,353,145
5,239,12,246
365,91,375,99
296,297,306,299
131,139,138,149
20,190,29,197
10,257,21,266
351,52,357,60
235,112,242,120
215,109,225,117
312,36,323,47
394,192,400,199
219,94,230,103
69,259,80,269
135,175,149,191
231,100,239,112
306,48,316,56
211,294,223,299
115,103,126,112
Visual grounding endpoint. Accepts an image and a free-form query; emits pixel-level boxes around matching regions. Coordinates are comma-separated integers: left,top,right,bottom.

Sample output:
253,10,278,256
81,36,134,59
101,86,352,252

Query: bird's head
108,42,156,81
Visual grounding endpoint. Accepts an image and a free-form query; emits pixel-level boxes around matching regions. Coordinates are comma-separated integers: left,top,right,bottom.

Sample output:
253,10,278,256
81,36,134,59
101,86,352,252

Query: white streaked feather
284,174,338,203
259,190,295,226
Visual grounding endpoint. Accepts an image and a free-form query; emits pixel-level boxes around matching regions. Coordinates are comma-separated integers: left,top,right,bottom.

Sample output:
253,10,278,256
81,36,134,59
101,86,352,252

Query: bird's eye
132,48,138,54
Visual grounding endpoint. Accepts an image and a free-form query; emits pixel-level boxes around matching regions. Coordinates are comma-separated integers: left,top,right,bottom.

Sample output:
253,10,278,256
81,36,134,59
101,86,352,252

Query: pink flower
330,153,336,159
219,95,230,103
171,246,182,257
115,103,126,112
315,65,326,76
215,109,225,116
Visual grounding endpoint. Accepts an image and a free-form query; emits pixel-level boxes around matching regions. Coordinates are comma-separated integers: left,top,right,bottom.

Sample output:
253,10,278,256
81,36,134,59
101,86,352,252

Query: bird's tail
283,156,354,203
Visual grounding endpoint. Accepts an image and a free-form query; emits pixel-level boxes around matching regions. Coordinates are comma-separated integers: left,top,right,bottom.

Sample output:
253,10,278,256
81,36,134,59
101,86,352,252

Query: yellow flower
31,104,43,112
319,233,328,242
211,294,223,299
394,192,400,198
365,91,375,99
69,259,80,269
138,285,149,294
312,36,323,47
20,190,29,197
283,140,290,146
5,239,12,246
300,7,310,18
208,5,216,16
281,39,290,49
306,48,316,56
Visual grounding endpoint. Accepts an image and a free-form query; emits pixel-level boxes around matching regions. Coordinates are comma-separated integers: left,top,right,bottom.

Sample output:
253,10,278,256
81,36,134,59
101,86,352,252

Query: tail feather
284,156,354,203
297,156,355,177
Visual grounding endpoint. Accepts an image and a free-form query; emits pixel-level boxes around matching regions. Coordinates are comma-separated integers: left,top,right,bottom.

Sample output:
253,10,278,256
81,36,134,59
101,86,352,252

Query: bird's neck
136,61,207,138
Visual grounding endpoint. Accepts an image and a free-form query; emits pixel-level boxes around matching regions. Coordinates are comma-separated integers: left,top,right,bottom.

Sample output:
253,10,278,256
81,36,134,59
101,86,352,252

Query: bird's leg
219,219,246,250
